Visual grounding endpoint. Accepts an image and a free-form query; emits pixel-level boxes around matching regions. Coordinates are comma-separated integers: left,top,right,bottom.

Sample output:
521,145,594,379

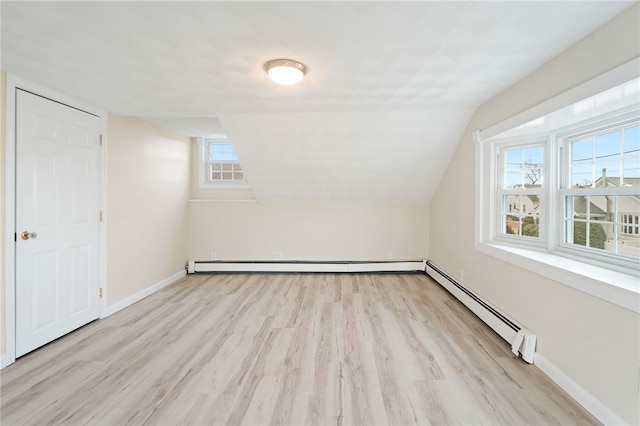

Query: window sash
494,140,547,245
564,119,639,189
559,188,640,262
208,160,244,182
557,117,639,264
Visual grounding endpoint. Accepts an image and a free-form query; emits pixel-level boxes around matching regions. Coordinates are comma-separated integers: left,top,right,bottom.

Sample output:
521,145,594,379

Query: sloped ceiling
1,1,634,203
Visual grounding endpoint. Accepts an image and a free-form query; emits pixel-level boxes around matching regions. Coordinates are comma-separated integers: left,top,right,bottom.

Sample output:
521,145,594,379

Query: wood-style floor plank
1,272,600,425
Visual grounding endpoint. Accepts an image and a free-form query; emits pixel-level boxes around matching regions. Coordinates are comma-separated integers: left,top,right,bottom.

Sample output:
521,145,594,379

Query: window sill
476,242,640,313
198,183,251,190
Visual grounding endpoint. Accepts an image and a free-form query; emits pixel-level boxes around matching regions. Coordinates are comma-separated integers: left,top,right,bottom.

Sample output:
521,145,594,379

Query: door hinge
99,134,103,145
99,211,103,222
99,288,103,299
14,232,17,241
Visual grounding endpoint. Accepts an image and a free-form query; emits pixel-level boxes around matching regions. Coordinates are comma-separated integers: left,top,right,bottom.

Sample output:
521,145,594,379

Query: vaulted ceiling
1,1,634,203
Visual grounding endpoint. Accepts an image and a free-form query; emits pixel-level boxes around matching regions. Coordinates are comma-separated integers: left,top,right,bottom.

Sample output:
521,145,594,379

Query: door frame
2,74,108,368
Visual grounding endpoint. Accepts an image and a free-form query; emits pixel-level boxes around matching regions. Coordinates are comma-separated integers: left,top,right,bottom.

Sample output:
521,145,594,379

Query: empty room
1,1,639,425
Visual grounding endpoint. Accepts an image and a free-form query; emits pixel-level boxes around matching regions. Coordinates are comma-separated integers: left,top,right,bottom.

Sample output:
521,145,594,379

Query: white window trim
475,59,640,314
197,137,249,189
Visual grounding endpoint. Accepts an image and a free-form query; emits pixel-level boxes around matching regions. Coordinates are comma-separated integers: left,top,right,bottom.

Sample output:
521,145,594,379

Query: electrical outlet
387,250,393,259
459,270,464,282
211,251,217,260
273,251,282,260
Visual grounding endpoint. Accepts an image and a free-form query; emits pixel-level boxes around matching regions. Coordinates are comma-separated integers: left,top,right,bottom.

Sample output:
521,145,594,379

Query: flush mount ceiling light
264,59,306,85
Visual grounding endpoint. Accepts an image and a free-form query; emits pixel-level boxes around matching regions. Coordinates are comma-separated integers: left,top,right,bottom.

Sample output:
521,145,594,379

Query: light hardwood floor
1,273,599,425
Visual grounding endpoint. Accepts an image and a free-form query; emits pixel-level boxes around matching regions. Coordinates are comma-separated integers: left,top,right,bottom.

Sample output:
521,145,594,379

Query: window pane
624,126,639,155
522,146,543,185
505,215,520,235
503,145,543,187
595,130,620,159
501,194,541,238
209,143,238,161
623,158,640,185
571,138,595,187
571,163,592,187
505,172,522,188
563,194,640,256
571,138,592,163
525,146,542,161
616,203,640,257
570,221,608,250
504,195,521,214
588,195,611,220
566,195,586,219
521,215,539,237
572,124,640,187
616,232,640,257
594,159,620,184
504,149,524,187
505,149,522,166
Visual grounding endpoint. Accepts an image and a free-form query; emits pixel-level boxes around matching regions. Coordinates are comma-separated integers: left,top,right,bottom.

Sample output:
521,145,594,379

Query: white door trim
2,75,108,368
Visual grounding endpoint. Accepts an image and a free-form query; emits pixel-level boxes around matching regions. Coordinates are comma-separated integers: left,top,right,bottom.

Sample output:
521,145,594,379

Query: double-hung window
560,119,639,260
198,138,248,188
476,67,639,311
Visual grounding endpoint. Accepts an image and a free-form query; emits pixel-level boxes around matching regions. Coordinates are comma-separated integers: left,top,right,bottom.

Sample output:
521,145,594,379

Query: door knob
21,231,37,240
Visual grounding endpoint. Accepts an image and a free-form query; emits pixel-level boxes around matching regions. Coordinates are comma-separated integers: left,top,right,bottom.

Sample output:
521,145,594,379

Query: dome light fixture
264,59,306,85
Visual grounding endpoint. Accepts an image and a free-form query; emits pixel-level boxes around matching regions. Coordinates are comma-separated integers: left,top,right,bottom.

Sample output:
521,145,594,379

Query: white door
15,89,102,357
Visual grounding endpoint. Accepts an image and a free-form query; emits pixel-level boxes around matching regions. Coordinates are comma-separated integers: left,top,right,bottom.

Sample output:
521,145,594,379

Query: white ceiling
1,1,634,204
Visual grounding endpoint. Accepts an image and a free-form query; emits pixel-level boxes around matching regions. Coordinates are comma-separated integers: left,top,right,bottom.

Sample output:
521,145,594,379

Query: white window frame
197,138,249,189
494,138,548,249
475,59,640,314
556,113,640,269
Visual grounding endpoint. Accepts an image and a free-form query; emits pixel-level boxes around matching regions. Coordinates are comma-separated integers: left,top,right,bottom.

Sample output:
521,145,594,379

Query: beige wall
188,140,429,262
188,201,429,261
429,4,640,424
107,116,190,305
0,72,6,355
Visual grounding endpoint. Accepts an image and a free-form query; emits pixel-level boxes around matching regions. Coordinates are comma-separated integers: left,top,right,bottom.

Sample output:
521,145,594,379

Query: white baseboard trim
425,262,520,347
187,260,426,274
534,353,627,426
103,270,186,317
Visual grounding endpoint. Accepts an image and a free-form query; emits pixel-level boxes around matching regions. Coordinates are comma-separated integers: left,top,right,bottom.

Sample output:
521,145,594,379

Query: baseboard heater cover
187,259,426,274
425,261,536,363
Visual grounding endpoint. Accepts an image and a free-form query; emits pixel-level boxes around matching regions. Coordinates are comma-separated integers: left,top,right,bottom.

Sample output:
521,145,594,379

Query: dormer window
198,138,248,188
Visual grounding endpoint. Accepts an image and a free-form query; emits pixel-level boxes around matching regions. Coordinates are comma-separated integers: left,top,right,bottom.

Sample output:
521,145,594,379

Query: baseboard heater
187,259,426,274
425,261,536,363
